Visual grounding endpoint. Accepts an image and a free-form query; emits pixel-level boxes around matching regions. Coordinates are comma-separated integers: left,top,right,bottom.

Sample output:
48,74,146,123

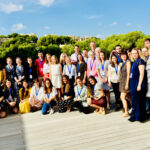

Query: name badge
78,72,81,76
69,74,72,79
18,76,22,80
82,102,88,107
11,75,13,79
130,73,132,78
41,68,43,72
116,76,119,81
90,72,93,76
101,71,105,76
64,96,67,100
29,75,33,79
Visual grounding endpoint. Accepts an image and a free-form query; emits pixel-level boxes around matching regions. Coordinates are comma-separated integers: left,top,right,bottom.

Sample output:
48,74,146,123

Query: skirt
19,100,31,114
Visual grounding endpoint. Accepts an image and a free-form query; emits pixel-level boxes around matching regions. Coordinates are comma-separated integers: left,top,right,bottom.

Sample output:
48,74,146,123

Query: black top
15,65,25,80
4,87,17,102
76,62,87,80
25,64,37,81
5,65,16,81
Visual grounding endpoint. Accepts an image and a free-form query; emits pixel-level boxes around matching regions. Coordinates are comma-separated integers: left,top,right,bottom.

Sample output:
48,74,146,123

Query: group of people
0,39,150,123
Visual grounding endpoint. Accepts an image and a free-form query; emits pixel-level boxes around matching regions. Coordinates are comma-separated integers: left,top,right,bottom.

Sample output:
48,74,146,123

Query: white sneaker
50,109,54,115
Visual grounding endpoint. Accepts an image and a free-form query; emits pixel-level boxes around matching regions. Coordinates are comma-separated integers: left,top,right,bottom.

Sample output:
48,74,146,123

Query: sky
0,0,150,38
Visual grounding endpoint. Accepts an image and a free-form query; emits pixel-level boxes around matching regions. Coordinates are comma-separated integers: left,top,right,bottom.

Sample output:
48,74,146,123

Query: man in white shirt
71,45,80,65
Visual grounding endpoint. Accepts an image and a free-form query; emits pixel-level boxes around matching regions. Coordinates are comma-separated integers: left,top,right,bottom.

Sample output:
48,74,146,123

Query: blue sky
0,0,149,38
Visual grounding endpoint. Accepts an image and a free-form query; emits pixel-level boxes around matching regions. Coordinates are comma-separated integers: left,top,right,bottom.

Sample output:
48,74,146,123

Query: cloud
0,2,23,13
44,26,51,30
126,22,132,26
12,23,26,32
39,0,55,7
96,34,105,39
87,15,103,19
110,22,118,26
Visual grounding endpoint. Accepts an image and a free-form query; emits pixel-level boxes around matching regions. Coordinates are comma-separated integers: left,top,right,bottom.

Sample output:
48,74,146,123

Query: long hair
61,75,70,94
60,53,67,64
51,55,58,64
77,53,85,63
44,78,53,94
99,51,107,63
110,54,119,68
45,53,51,64
21,80,29,100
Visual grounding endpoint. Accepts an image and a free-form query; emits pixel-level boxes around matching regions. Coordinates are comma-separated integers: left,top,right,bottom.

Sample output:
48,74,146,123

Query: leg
0,111,7,118
12,106,19,114
41,102,49,115
105,90,110,109
120,92,129,117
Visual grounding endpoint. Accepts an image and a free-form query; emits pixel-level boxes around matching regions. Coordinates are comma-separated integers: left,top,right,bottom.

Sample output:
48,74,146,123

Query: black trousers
111,82,121,105
73,101,90,114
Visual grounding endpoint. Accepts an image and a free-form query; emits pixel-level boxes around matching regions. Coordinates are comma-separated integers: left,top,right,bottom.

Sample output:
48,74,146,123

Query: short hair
75,45,79,48
76,76,82,81
116,45,121,48
38,50,43,54
33,78,39,83
88,50,94,56
6,57,12,62
144,38,150,42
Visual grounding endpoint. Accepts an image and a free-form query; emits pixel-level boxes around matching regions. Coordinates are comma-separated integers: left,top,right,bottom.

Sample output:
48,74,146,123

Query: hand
109,82,112,88
125,85,129,91
83,79,86,84
137,85,141,91
74,98,78,101
94,97,99,100
103,78,107,83
61,97,64,101
9,101,16,107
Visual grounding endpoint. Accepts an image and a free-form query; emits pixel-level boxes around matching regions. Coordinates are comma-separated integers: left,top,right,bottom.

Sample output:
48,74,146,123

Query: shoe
128,117,135,122
50,109,54,115
123,113,130,117
115,106,120,111
101,110,106,115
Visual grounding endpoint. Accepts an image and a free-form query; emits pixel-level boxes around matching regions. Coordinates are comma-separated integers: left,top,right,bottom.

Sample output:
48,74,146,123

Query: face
90,42,95,50
74,46,79,54
47,55,51,62
78,55,83,61
51,57,56,64
45,80,51,88
144,41,150,49
7,58,12,65
116,46,122,53
16,58,21,65
89,53,94,59
89,78,95,85
83,50,88,57
34,81,39,87
100,52,105,60
63,77,67,84
142,49,148,57
131,50,139,60
112,56,117,64
6,81,11,88
66,57,71,64
23,82,28,88
38,52,43,58
62,54,66,60
27,58,32,65
96,49,100,55
121,54,127,61
77,79,82,86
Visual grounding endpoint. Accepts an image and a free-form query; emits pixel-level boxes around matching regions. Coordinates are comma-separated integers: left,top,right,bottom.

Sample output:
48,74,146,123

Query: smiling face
51,56,57,64
47,55,51,63
144,40,150,49
27,58,33,65
142,48,148,58
7,58,12,65
16,58,22,66
6,80,11,88
131,49,139,60
62,76,68,84
88,78,95,85
90,42,95,51
100,52,105,61
116,46,122,53
74,46,79,54
66,57,71,64
111,55,117,64
76,78,83,86
78,54,83,62
23,81,28,89
45,79,51,88
121,54,127,61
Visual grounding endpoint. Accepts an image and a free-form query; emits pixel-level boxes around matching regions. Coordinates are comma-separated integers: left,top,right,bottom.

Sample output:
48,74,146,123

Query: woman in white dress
49,55,62,100
43,53,51,80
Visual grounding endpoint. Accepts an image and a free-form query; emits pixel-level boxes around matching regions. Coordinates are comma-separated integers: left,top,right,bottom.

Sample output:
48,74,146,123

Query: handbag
92,96,106,107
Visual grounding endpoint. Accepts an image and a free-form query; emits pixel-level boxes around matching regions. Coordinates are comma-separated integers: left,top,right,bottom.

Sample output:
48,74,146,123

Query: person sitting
87,76,106,115
5,80,18,114
57,75,73,113
42,79,56,115
73,77,90,114
29,79,44,112
19,80,31,114
0,85,7,118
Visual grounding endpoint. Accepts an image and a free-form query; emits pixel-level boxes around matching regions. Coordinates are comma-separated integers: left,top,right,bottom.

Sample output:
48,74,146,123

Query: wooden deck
1,94,150,150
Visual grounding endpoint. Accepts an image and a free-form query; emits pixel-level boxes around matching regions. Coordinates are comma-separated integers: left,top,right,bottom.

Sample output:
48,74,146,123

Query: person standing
35,51,45,86
71,45,80,65
129,49,147,122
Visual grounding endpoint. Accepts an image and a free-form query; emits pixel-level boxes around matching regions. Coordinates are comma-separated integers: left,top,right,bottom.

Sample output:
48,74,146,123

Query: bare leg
121,93,129,117
105,90,110,109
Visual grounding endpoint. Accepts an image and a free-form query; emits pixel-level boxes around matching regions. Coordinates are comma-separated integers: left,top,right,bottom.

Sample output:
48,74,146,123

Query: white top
74,85,87,101
71,53,78,62
43,63,50,74
50,64,61,76
63,64,77,79
30,86,44,101
44,87,57,99
93,83,102,98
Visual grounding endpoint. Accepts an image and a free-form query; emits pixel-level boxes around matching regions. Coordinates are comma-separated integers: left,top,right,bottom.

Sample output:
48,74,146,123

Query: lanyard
9,88,11,96
39,58,44,68
67,64,72,74
115,65,118,74
101,61,105,71
78,63,82,72
8,65,14,72
47,93,50,99
121,61,126,74
77,86,84,96
29,67,32,74
92,85,95,96
17,65,23,75
90,60,94,71
35,87,40,97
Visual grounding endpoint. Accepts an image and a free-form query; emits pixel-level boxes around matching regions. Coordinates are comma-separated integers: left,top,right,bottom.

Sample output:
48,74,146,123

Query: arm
59,64,62,76
137,65,145,91
3,69,6,84
125,61,131,90
95,89,105,100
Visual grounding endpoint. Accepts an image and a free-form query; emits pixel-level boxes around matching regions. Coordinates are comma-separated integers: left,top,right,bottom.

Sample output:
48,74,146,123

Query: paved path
1,95,150,150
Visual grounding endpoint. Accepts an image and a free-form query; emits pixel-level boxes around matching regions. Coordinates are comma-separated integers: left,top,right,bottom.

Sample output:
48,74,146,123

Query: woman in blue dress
129,49,147,122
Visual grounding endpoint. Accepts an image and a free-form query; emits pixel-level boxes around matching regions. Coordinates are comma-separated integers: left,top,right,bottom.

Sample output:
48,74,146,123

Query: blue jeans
41,101,55,115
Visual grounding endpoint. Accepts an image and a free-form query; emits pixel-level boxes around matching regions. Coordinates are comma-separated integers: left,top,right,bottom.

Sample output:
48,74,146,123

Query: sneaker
50,109,54,115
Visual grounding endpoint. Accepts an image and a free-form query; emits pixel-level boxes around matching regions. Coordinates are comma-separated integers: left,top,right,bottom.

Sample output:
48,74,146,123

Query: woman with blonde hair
49,55,62,100
60,53,67,72
43,53,51,80
129,49,147,122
